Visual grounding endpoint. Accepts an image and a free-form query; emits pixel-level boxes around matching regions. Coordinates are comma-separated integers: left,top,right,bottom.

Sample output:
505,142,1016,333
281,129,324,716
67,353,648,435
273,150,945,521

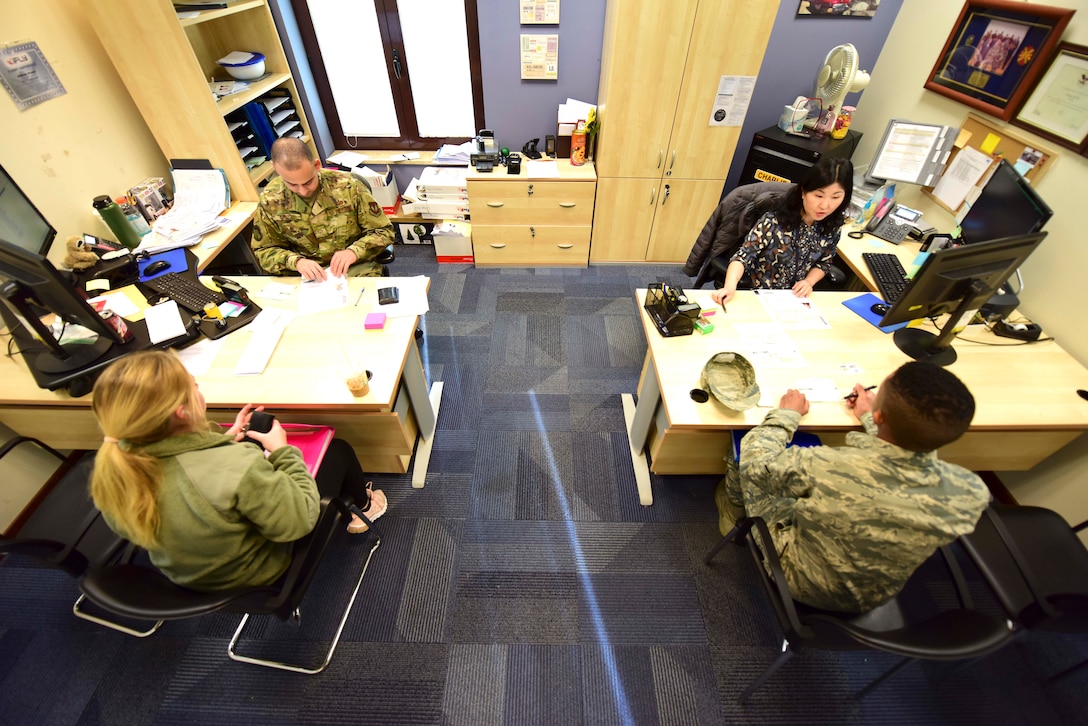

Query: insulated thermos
92,195,141,249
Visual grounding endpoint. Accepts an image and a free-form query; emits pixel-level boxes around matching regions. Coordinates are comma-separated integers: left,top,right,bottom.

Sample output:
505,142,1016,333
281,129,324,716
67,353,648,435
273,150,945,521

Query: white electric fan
813,43,871,121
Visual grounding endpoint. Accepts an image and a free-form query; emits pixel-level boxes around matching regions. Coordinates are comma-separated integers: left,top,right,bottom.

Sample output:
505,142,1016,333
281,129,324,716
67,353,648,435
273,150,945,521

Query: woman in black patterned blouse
711,158,853,306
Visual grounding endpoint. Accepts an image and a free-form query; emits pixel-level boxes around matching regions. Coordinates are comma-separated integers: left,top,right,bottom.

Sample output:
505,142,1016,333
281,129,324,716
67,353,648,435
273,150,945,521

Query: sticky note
980,133,1000,155
365,312,387,330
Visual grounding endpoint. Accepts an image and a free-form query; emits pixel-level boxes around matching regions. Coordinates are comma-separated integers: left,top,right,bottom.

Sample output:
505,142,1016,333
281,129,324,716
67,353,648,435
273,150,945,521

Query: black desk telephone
865,201,924,244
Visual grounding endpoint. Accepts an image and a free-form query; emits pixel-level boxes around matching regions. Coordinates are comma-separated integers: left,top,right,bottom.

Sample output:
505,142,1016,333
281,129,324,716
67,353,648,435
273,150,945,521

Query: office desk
0,276,440,480
623,289,1088,505
835,224,923,292
190,201,258,273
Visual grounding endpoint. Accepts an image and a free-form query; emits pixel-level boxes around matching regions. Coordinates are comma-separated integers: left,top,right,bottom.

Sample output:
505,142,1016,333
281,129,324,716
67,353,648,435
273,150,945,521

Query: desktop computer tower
737,125,861,185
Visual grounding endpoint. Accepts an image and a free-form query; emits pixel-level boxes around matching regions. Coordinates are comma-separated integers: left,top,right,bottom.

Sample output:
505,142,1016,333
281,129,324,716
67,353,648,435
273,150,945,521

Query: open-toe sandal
347,482,388,534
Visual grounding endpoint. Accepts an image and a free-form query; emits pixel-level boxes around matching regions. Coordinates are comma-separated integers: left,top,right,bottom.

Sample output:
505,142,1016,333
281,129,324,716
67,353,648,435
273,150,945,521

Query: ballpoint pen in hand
843,385,877,400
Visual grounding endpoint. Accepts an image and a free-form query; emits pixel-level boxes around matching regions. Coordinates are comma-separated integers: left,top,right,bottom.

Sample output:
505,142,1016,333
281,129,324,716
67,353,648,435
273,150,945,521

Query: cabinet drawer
473,225,590,266
468,180,596,225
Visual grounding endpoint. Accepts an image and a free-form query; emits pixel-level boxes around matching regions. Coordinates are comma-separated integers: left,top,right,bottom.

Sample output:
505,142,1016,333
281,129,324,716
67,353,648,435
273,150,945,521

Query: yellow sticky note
979,133,1000,155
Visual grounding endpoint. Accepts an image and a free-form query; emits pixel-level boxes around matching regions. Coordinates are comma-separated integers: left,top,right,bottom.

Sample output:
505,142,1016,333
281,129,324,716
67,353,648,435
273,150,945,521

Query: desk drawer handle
487,201,505,208
489,243,507,249
559,202,576,208
556,243,574,249
649,187,656,205
530,226,535,238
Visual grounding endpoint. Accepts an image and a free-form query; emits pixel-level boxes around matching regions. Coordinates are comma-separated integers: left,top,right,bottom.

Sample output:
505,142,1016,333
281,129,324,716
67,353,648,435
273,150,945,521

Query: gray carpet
1,245,1087,725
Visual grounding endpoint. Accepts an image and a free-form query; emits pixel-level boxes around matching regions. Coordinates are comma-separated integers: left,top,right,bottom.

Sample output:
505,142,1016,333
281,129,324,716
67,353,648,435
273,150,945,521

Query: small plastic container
218,51,266,81
831,106,854,140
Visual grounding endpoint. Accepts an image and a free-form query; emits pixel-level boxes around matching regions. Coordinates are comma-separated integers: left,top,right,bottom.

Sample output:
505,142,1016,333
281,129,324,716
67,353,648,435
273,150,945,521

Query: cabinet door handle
556,243,573,249
489,243,506,249
530,226,535,237
392,50,403,80
486,201,505,207
657,150,663,169
558,202,576,208
527,184,534,196
662,184,671,206
649,187,656,205
668,150,676,175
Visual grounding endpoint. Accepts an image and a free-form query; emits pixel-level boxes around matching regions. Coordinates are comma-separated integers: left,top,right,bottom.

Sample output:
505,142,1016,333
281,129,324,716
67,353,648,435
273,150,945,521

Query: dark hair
879,361,975,452
774,157,854,232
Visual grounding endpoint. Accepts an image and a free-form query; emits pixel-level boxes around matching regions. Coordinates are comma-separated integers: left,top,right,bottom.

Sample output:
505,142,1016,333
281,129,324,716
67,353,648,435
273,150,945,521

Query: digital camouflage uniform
721,408,990,612
252,169,395,276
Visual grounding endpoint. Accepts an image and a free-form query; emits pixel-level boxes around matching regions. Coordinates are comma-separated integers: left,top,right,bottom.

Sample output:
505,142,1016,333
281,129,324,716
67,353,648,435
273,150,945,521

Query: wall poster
521,34,558,80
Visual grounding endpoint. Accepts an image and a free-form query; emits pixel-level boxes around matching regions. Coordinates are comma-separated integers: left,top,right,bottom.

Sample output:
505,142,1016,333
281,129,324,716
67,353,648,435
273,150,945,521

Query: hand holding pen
844,384,877,418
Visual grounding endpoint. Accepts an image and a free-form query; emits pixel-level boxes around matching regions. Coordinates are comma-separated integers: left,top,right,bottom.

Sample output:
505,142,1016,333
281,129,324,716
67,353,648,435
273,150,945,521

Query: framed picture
1012,43,1088,156
924,1,1075,121
797,1,880,18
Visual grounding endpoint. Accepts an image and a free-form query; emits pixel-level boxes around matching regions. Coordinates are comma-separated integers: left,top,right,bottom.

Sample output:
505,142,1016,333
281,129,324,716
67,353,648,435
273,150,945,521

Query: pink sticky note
365,312,387,330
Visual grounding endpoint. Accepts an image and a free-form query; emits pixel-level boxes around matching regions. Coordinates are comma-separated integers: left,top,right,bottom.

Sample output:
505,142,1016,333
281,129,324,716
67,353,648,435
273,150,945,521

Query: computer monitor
863,118,956,188
0,163,56,255
0,237,124,375
877,232,1047,366
958,160,1052,244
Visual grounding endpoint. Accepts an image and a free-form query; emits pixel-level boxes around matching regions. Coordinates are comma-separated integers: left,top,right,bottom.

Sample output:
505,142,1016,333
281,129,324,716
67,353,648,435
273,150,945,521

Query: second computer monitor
958,159,1052,245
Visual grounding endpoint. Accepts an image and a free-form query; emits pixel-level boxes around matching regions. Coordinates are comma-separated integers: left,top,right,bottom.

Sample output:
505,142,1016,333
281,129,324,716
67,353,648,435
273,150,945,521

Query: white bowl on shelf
218,51,266,81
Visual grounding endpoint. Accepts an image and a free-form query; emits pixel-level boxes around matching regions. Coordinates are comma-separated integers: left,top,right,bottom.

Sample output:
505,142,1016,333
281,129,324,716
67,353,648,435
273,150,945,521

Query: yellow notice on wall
979,133,1001,155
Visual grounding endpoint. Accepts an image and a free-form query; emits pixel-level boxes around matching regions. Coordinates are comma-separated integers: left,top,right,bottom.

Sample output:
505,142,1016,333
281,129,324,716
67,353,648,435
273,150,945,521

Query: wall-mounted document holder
644,283,700,337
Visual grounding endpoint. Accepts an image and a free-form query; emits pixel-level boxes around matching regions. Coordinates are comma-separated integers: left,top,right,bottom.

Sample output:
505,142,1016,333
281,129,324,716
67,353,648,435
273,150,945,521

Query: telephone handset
865,199,913,244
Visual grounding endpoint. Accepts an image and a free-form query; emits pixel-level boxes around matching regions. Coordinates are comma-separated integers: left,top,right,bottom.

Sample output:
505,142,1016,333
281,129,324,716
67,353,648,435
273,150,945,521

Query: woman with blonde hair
90,350,386,591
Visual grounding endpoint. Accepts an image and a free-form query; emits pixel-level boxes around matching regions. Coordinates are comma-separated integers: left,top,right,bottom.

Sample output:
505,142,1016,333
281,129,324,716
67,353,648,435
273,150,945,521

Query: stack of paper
433,141,473,164
145,168,230,251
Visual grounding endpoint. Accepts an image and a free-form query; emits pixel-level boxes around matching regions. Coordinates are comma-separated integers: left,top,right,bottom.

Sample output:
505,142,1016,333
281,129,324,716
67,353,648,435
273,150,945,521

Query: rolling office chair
355,175,397,275
959,504,1088,683
77,497,381,675
705,517,1013,702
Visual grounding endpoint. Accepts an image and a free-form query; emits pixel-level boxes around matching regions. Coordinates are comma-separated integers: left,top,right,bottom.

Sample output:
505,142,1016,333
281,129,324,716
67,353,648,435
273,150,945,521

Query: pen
843,385,877,400
354,288,365,306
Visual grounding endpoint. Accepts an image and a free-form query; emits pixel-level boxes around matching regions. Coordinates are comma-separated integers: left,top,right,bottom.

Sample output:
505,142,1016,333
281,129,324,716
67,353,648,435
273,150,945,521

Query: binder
218,423,335,476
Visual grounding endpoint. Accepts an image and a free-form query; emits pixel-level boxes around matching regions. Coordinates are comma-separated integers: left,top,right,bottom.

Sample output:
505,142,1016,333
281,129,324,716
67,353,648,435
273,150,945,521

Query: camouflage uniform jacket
252,170,395,274
739,408,989,613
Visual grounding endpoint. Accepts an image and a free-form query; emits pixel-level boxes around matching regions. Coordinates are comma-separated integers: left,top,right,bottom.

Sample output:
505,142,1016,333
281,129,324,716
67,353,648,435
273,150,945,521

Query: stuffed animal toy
63,235,100,270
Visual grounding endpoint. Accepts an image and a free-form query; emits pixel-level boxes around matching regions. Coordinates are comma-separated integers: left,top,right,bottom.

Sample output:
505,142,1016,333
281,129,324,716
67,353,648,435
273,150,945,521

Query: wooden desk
0,276,440,478
623,289,1088,505
835,224,923,292
190,201,258,272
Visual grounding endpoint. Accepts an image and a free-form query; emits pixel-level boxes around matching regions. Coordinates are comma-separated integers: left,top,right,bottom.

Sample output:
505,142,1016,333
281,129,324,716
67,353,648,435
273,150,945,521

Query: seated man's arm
740,408,814,500
346,188,396,263
252,202,303,274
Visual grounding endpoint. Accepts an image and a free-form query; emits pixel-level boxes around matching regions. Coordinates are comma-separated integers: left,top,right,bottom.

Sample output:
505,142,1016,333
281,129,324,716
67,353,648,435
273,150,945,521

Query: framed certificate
1012,43,1088,156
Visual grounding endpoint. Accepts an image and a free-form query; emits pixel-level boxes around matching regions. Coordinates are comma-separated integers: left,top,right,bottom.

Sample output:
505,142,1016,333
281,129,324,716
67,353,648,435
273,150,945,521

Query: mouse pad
843,293,908,334
138,248,189,282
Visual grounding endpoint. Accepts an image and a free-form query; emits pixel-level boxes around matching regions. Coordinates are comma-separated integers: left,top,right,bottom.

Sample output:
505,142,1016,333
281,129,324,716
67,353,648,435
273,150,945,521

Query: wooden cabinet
591,0,776,262
467,161,596,267
84,0,317,203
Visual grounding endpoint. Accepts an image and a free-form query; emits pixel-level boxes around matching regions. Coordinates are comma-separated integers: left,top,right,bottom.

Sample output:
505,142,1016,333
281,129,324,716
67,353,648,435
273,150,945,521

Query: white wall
0,0,169,264
851,0,1088,529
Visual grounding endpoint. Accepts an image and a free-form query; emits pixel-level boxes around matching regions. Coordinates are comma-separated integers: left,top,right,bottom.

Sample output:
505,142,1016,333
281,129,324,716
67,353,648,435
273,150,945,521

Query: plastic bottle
831,106,854,140
92,195,141,249
116,196,152,237
570,119,587,167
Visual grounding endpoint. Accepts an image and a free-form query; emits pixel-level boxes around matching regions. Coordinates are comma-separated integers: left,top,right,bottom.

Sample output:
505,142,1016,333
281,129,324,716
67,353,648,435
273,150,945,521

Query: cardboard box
432,220,473,263
351,165,400,214
418,166,469,196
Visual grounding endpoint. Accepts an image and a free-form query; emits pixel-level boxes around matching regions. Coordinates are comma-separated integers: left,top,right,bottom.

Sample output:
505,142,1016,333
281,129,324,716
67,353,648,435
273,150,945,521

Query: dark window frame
290,0,485,151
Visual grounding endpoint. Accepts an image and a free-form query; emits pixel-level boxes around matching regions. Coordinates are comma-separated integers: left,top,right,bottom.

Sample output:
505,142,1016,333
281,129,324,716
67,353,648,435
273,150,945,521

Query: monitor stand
891,291,981,367
34,338,114,374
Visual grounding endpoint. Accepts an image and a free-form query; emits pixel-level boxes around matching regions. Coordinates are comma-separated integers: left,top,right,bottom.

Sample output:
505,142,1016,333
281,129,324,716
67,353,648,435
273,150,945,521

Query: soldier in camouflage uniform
252,138,394,281
717,361,990,612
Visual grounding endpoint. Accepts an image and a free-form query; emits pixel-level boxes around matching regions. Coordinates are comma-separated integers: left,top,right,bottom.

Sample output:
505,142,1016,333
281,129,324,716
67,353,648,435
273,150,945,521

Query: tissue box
433,220,473,264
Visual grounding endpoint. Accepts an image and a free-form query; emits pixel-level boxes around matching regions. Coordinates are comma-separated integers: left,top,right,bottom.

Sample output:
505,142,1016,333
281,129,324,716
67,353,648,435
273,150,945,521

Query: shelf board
217,72,291,116
248,160,274,185
178,0,265,27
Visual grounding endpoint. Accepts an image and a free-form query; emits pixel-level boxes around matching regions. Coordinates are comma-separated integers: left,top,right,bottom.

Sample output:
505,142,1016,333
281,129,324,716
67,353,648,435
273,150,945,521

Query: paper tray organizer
644,283,700,337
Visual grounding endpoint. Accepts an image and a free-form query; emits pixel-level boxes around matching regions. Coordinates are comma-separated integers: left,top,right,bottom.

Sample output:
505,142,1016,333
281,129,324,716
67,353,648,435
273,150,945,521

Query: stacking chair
706,516,1013,702
959,504,1088,682
77,498,381,674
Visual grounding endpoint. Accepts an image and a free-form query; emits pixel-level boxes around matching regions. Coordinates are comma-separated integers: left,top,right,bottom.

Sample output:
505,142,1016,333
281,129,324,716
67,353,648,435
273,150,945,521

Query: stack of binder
228,89,306,170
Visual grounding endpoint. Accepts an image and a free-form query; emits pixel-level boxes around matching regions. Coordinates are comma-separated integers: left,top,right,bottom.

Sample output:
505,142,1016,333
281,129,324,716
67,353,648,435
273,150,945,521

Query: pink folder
219,423,335,475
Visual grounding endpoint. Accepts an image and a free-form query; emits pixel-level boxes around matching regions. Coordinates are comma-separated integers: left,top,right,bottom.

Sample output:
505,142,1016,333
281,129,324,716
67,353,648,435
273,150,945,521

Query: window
290,0,485,150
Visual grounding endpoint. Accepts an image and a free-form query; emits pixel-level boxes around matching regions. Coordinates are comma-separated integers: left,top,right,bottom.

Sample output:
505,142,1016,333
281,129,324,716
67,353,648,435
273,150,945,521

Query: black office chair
355,175,396,275
959,504,1088,683
705,516,1013,702
77,497,381,674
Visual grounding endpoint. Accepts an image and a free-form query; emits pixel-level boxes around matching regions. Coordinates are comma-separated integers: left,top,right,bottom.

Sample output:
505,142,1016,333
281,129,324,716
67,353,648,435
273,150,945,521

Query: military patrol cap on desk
700,352,760,411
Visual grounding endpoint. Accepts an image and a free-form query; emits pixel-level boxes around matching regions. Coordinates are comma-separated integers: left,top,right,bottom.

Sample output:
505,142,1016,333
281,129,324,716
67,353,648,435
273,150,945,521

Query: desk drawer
468,180,595,225
473,225,590,266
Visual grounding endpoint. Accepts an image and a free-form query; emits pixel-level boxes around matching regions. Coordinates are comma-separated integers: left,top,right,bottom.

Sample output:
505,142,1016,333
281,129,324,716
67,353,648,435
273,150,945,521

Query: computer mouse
145,260,171,275
870,303,890,316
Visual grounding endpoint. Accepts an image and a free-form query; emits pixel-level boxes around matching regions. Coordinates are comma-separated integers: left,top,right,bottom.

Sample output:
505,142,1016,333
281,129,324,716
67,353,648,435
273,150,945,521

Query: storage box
432,220,473,264
396,221,434,245
418,166,469,196
351,165,400,215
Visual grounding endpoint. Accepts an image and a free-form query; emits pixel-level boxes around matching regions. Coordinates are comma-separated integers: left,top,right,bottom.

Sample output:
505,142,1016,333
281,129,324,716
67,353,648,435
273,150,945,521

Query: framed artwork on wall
1012,42,1088,156
797,1,880,18
924,1,1074,121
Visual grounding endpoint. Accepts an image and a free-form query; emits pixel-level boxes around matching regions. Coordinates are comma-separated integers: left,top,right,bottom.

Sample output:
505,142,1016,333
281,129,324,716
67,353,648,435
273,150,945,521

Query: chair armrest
747,517,808,637
0,436,65,464
826,263,845,285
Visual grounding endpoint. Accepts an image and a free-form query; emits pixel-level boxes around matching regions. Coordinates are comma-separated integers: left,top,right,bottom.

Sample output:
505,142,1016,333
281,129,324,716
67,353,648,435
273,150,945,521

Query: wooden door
666,0,777,180
589,178,661,263
644,179,724,263
594,0,698,179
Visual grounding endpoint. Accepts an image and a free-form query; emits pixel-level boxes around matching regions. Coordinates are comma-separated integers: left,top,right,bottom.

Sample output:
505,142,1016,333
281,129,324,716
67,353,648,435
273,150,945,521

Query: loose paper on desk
234,308,294,376
758,378,841,408
374,275,430,319
328,150,369,168
933,145,993,212
144,300,188,345
297,273,350,316
754,290,830,330
525,160,560,178
733,322,807,369
175,337,224,377
147,168,230,250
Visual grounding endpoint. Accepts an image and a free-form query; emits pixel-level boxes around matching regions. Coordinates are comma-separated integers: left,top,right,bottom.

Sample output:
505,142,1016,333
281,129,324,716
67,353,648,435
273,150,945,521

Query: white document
175,337,224,377
233,309,293,376
525,160,561,178
374,276,430,319
708,75,757,127
733,322,808,369
143,300,188,345
758,377,842,407
297,273,351,316
754,290,831,330
935,146,994,212
256,281,295,301
328,150,370,167
151,168,229,246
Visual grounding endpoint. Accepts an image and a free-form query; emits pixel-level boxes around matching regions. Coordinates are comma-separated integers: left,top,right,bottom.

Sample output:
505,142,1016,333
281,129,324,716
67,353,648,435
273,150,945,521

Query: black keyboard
145,273,225,313
862,252,911,303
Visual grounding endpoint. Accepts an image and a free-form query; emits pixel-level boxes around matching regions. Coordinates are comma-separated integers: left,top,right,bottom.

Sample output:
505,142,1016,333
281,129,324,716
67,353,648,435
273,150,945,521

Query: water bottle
92,195,141,249
116,197,152,237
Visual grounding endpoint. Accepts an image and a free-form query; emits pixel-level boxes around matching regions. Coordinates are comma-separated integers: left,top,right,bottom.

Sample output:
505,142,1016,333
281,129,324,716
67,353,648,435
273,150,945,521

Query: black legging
313,438,373,510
